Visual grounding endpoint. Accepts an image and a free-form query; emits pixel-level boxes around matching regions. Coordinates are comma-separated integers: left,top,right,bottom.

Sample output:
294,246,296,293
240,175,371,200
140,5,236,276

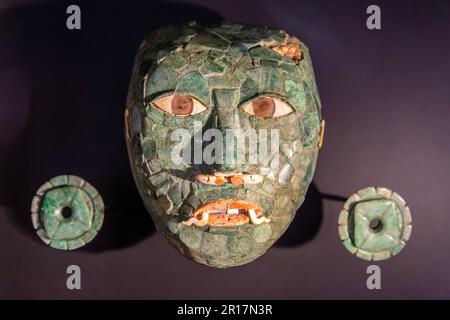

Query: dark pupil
252,98,275,118
171,95,193,115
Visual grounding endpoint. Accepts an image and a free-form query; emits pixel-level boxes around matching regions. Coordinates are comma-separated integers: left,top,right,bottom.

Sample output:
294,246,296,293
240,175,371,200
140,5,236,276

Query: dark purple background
1,0,449,299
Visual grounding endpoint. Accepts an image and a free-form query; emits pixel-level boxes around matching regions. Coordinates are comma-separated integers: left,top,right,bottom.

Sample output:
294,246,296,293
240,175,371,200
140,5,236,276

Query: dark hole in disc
369,218,383,232
61,206,73,219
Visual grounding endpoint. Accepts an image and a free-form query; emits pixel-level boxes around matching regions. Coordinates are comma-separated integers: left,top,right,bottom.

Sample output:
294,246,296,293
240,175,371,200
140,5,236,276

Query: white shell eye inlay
242,97,294,118
152,94,208,116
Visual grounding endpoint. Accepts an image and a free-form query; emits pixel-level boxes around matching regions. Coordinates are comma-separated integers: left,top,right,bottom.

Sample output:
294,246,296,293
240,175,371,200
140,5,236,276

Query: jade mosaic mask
125,22,324,268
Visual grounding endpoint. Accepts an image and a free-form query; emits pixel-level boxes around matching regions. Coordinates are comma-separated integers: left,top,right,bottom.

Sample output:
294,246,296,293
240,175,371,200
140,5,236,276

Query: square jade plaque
353,199,401,250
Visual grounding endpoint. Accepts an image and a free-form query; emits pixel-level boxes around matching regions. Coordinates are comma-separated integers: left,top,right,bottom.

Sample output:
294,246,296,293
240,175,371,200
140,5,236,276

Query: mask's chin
181,198,271,227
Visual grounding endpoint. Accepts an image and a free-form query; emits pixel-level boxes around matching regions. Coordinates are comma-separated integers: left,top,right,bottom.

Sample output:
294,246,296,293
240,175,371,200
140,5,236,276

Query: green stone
159,52,188,68
279,63,298,74
261,69,284,94
239,78,258,103
260,59,279,68
145,106,164,124
253,224,272,243
31,175,104,250
185,33,230,52
200,59,225,75
213,89,239,110
208,73,243,89
338,187,412,261
179,226,203,249
176,71,210,104
227,233,253,256
249,46,282,61
267,29,286,43
285,79,306,113
227,44,245,62
200,233,228,256
142,139,156,160
354,200,401,250
167,184,182,205
145,65,178,100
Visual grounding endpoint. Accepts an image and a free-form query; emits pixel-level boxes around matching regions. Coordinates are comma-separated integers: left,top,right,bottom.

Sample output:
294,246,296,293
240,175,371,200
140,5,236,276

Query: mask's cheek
142,117,223,216
143,109,212,169
267,166,308,240
264,114,317,229
265,198,300,240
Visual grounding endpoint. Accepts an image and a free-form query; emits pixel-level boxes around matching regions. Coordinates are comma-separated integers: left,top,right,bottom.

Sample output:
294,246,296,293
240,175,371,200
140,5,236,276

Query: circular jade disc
31,175,104,250
338,187,412,261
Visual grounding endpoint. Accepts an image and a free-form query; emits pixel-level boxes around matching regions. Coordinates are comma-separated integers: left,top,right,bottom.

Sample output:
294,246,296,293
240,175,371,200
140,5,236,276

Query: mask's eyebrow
145,69,211,104
240,68,285,101
143,64,179,102
174,71,211,105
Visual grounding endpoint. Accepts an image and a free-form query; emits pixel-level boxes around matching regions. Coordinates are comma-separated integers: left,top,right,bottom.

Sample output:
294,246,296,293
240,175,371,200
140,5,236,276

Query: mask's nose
209,89,241,172
214,89,240,129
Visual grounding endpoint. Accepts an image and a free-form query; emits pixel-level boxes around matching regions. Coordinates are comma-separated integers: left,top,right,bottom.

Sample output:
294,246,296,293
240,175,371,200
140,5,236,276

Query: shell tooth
200,212,209,225
182,212,209,227
227,209,239,215
248,208,270,225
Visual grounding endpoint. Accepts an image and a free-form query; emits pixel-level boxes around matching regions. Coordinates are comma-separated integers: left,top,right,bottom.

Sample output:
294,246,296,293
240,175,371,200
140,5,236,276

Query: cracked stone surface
125,22,323,268
31,175,104,250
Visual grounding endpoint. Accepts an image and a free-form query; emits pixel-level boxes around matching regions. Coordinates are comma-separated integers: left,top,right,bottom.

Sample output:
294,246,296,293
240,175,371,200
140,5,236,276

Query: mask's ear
318,120,325,148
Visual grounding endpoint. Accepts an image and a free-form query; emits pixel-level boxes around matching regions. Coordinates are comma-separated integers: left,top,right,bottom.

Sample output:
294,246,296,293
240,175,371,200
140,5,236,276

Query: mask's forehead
142,23,308,112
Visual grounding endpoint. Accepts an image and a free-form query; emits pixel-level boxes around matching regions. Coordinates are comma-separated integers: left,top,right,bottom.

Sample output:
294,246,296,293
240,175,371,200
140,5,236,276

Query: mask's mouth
181,199,270,227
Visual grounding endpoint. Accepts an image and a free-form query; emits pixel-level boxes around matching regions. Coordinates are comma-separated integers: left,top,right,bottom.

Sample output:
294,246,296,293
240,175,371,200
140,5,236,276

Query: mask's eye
152,94,208,116
242,97,294,118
